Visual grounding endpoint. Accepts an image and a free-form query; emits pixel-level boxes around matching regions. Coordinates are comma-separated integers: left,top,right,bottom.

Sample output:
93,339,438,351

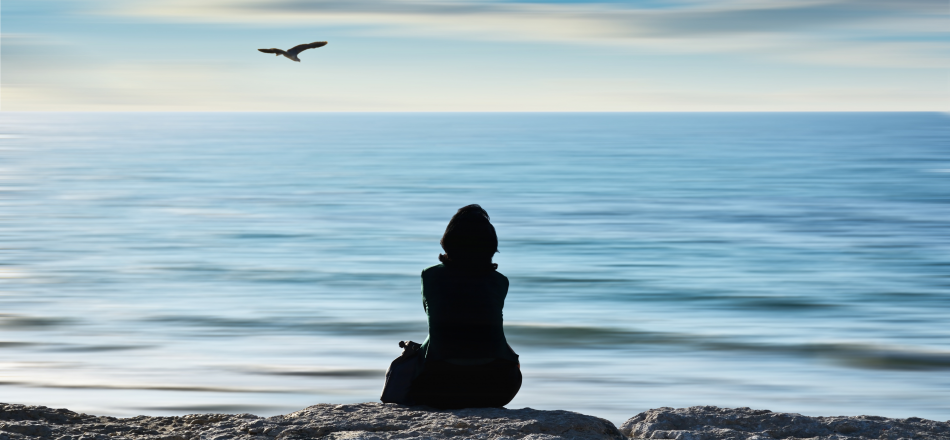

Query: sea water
1,112,948,425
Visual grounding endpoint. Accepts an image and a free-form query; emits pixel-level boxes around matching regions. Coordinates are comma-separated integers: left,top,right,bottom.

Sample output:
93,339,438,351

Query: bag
380,340,423,404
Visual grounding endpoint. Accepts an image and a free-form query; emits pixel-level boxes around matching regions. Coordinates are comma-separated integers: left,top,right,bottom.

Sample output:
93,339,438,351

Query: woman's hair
439,204,499,271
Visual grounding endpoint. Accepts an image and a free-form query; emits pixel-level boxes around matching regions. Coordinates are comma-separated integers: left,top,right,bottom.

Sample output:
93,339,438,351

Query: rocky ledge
0,402,622,440
622,406,949,440
2,403,947,440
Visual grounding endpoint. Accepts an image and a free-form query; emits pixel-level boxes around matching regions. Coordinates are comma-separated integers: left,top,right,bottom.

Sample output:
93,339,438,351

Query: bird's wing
258,48,285,54
287,41,327,56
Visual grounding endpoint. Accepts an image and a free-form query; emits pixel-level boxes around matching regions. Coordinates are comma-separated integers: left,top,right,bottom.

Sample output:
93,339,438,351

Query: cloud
119,0,946,38
2,61,399,111
111,0,949,68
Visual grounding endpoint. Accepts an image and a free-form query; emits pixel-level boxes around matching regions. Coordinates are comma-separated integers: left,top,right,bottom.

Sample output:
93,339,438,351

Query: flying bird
258,41,328,62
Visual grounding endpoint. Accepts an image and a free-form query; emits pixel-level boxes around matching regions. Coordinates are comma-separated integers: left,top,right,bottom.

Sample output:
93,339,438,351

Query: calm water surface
1,113,948,424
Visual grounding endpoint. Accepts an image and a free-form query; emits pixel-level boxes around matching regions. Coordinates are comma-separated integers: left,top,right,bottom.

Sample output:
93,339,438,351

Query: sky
2,0,948,111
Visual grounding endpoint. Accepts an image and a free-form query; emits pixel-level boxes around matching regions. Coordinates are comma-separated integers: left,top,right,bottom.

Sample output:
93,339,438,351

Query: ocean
1,112,948,425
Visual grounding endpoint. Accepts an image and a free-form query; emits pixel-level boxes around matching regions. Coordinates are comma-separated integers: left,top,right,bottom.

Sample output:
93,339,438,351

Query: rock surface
621,406,949,440
0,402,623,440
4,403,947,440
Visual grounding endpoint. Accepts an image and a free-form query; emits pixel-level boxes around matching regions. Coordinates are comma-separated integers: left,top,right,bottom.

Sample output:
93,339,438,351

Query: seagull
258,41,328,62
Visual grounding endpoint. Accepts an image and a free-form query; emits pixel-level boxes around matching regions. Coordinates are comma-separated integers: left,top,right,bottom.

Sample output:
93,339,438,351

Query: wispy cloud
117,0,946,39
113,0,949,67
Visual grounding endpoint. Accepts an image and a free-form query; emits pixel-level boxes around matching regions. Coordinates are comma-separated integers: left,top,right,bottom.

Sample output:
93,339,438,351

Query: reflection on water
0,112,948,424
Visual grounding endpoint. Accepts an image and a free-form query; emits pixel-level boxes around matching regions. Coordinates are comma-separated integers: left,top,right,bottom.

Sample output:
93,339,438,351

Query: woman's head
439,204,498,271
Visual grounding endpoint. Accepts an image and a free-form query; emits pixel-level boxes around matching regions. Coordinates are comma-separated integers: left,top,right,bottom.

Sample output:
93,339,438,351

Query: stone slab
0,402,624,440
621,406,949,440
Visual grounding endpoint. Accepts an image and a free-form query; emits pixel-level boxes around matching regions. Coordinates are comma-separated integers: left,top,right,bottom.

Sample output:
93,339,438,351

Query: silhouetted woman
408,205,522,409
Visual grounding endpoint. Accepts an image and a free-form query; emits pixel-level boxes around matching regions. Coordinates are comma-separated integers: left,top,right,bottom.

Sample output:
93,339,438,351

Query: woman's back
419,264,517,362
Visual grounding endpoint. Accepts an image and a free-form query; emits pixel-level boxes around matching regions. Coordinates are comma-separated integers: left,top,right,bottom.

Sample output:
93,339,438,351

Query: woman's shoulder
421,264,448,287
492,270,508,286
422,263,446,277
492,270,509,288
423,264,507,285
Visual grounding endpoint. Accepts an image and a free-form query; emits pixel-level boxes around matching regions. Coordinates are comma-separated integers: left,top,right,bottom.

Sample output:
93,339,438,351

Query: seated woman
408,204,522,409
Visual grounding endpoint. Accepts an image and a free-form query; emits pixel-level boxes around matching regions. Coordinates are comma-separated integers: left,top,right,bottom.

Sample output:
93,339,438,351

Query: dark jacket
418,264,519,363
